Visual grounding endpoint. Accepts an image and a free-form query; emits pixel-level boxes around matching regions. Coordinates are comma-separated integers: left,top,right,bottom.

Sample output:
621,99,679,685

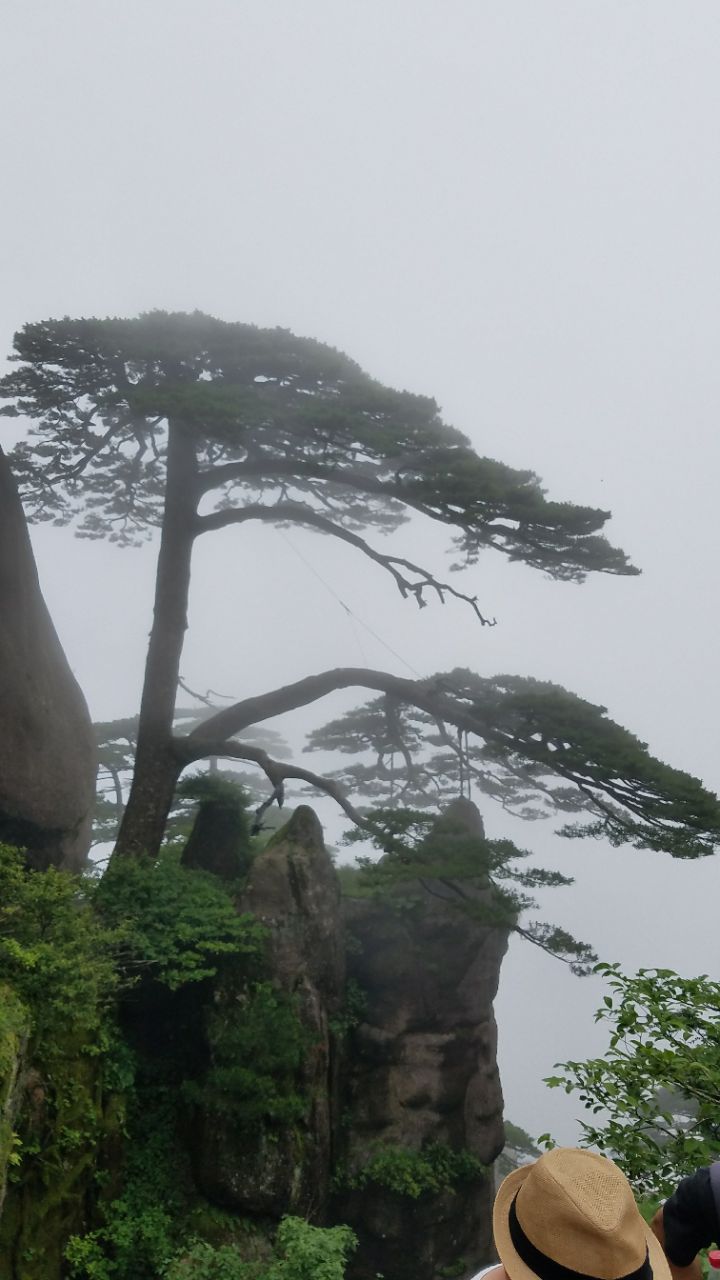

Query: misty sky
3,1,720,1144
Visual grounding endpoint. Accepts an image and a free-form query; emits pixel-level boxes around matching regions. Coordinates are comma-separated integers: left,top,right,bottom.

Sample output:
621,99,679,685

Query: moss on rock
0,1019,125,1280
0,985,29,1216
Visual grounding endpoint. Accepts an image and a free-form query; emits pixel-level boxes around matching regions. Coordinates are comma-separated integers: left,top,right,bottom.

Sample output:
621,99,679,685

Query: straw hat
493,1148,671,1280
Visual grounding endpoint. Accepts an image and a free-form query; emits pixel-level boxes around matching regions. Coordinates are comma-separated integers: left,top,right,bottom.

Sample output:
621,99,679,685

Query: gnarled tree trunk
113,421,199,859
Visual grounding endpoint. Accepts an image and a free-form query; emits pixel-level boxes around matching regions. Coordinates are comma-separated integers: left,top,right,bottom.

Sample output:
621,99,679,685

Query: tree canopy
1,311,635,582
2,309,717,887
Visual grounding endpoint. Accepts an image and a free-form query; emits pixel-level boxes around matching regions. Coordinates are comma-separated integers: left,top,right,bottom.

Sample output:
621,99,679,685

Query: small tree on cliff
2,310,719,872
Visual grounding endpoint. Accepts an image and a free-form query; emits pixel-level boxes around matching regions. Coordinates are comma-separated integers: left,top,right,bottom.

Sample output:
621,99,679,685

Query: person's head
493,1148,671,1280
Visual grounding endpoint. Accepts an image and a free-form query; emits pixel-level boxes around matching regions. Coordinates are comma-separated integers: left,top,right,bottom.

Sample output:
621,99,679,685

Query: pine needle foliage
1,311,634,580
309,671,720,858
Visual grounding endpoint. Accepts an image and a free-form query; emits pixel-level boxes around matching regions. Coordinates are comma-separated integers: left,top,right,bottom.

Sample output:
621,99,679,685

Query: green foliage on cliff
163,1217,357,1280
0,837,260,1020
0,986,29,1085
265,1217,358,1280
336,1142,487,1198
185,981,309,1127
0,983,29,1201
0,845,121,1277
545,962,720,1194
64,1081,193,1279
95,845,265,989
163,1241,258,1279
0,840,120,1162
0,843,313,1278
0,834,350,1279
65,1074,356,1279
0,844,116,1042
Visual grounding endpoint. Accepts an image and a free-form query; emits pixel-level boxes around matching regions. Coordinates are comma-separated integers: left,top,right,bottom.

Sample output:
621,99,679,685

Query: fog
3,0,720,1144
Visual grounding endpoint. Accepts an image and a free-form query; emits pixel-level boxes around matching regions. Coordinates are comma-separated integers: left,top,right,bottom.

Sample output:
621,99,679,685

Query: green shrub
65,1084,189,1279
186,982,308,1126
95,846,266,989
66,1202,176,1280
0,844,117,1042
0,844,352,1280
0,843,267,1277
163,1217,357,1280
0,982,29,1195
0,985,29,1074
438,1260,467,1278
336,1142,486,1198
545,963,720,1193
269,1216,358,1280
0,846,123,1275
162,1240,251,1280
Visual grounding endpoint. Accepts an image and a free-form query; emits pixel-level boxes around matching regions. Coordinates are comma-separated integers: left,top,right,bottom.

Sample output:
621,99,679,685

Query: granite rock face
0,448,95,870
184,799,510,1280
193,806,346,1220
336,799,510,1280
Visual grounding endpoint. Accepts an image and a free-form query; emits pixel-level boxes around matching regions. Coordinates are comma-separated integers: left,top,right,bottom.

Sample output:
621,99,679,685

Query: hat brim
492,1164,672,1280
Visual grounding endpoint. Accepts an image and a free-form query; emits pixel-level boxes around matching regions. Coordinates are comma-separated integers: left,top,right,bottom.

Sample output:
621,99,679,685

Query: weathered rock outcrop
193,806,346,1219
0,797,511,1280
336,799,510,1280
181,781,253,880
0,447,95,870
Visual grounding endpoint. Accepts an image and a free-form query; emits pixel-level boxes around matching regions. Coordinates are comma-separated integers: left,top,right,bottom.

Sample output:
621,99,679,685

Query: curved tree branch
511,922,585,967
173,665,719,854
199,458,451,524
178,734,592,971
178,736,372,830
197,501,495,623
180,666,644,823
183,668,491,746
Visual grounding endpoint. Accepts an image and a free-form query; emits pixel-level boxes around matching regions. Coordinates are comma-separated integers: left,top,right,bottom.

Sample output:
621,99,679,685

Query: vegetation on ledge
334,1143,487,1199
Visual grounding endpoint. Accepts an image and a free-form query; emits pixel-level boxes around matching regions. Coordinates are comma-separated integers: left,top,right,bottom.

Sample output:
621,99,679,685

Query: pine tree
2,310,717,875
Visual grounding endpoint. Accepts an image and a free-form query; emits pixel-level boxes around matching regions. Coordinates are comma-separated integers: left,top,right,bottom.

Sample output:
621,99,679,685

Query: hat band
509,1192,653,1280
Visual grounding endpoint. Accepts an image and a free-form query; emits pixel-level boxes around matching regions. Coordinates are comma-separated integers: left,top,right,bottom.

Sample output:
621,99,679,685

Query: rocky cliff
0,799,510,1280
335,799,510,1280
0,447,96,870
193,806,346,1220
189,798,509,1279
